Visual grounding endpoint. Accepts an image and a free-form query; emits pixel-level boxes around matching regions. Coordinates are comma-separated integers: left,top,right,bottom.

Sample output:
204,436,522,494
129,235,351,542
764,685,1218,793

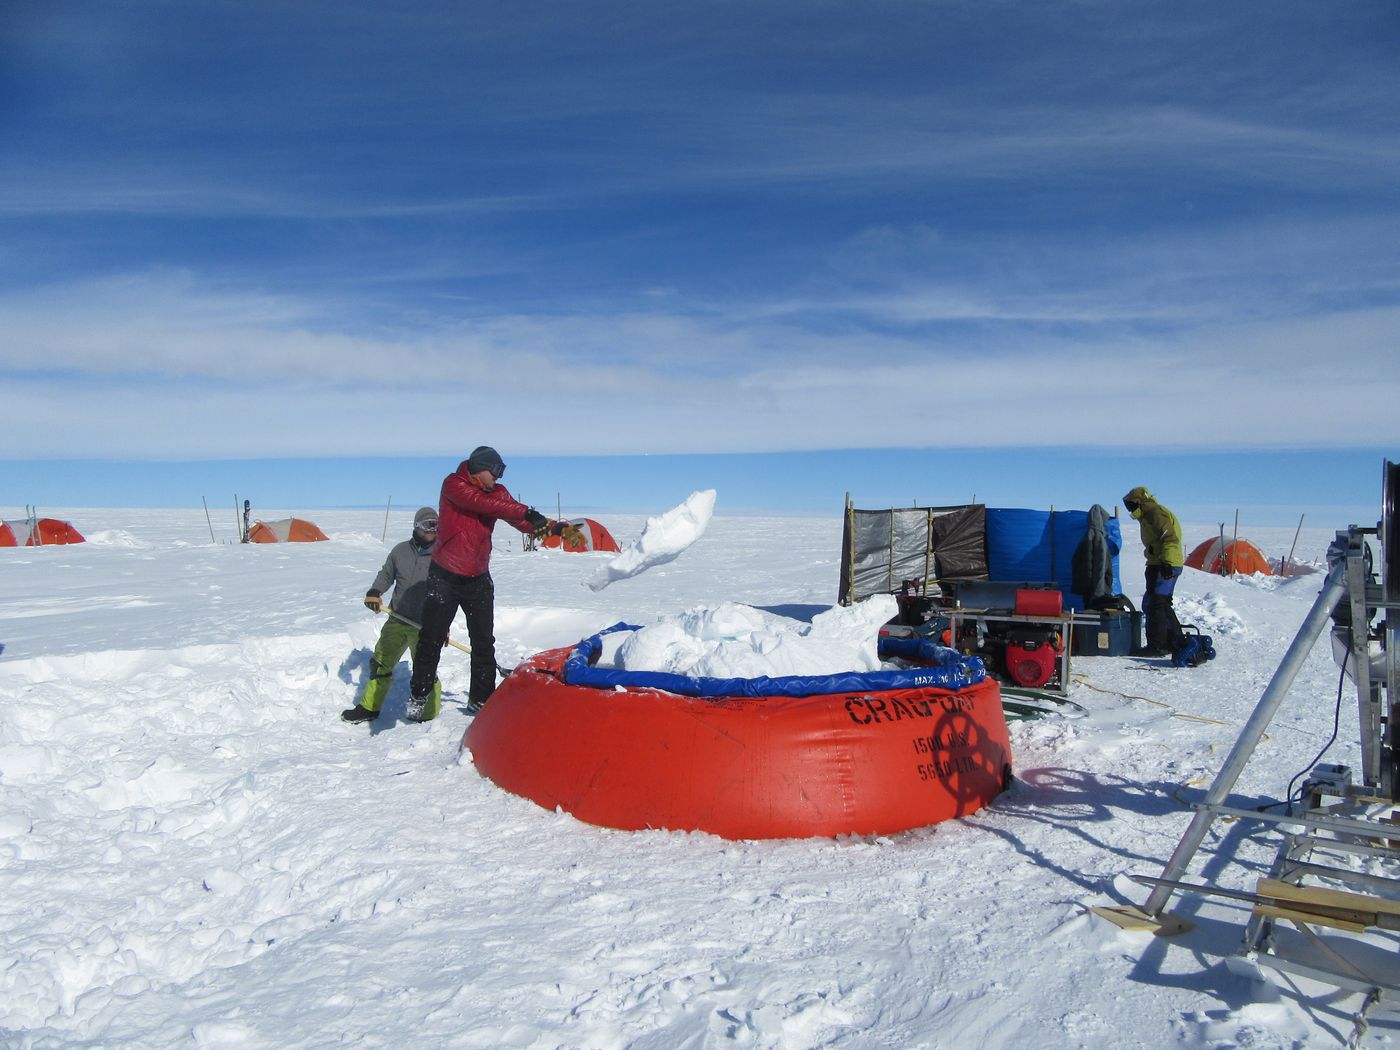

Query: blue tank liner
984,508,1122,605
561,623,986,698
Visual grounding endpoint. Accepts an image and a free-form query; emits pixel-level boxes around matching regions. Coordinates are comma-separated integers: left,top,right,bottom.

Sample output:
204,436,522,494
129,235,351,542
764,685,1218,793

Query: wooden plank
1090,905,1193,937
1253,903,1370,934
1258,878,1400,917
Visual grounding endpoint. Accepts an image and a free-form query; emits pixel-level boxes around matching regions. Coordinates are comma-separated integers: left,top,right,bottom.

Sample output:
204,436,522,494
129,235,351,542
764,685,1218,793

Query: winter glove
364,593,383,613
523,509,548,537
533,519,568,540
1157,565,1177,581
560,522,586,548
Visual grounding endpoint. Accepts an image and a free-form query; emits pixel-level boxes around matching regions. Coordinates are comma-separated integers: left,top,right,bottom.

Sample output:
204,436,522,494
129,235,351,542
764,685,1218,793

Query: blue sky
3,448,1391,531
1,2,1398,519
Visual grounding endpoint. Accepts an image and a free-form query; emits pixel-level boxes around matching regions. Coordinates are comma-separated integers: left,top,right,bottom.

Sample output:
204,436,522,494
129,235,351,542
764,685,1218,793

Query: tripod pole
1142,561,1347,918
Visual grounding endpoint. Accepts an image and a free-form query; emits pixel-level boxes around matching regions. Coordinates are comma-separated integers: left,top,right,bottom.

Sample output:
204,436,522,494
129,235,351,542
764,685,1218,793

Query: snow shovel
383,604,472,655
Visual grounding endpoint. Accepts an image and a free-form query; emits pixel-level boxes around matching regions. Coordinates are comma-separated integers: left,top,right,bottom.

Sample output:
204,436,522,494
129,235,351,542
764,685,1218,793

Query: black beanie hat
467,446,506,478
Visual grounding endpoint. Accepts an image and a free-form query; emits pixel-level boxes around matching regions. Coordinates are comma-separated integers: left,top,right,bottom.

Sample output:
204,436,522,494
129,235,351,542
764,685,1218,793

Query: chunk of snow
606,595,898,678
586,489,716,592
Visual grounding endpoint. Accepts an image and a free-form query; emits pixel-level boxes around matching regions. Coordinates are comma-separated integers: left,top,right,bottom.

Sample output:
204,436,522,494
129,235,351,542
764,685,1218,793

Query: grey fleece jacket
367,539,435,622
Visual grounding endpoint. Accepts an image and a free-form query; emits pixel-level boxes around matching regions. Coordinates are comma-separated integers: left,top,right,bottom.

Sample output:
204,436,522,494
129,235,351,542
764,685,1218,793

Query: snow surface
1,505,1395,1048
586,489,715,592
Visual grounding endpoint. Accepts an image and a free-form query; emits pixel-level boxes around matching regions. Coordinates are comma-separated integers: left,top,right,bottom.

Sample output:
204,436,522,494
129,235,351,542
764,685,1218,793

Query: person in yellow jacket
1123,485,1185,657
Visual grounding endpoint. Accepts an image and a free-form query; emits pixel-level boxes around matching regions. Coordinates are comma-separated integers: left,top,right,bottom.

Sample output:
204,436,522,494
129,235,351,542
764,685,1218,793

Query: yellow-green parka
1124,486,1183,568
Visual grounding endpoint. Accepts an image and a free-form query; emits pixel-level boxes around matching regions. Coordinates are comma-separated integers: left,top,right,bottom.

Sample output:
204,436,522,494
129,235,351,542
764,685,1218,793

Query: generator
883,579,1069,692
948,588,1067,691
952,615,1065,690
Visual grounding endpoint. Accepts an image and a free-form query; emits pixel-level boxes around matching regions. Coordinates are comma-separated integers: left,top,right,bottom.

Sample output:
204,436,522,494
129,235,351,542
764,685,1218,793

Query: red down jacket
432,462,535,577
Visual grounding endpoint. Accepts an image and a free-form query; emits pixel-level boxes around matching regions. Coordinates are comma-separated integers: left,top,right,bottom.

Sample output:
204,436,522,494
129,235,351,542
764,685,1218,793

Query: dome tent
1186,536,1273,576
540,517,621,553
0,517,85,546
245,518,328,543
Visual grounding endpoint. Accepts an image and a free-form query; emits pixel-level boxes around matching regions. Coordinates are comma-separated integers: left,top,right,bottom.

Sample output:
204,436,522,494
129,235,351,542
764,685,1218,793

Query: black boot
341,705,378,724
1136,596,1175,656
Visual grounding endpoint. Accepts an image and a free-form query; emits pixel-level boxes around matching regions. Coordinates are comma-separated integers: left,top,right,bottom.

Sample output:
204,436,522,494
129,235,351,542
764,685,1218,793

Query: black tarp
931,504,988,581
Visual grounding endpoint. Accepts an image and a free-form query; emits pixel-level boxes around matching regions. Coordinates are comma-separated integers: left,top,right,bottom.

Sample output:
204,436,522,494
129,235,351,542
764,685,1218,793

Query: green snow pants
360,617,442,720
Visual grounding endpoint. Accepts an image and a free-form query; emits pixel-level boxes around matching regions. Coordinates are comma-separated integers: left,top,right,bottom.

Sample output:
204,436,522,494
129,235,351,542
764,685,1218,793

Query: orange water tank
463,645,1012,840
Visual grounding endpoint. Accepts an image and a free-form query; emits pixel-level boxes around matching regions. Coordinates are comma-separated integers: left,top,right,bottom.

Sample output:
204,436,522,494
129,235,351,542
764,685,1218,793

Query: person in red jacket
407,446,565,721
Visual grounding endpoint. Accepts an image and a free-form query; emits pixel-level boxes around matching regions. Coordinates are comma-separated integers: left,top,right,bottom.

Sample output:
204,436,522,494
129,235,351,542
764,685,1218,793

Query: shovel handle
383,605,472,655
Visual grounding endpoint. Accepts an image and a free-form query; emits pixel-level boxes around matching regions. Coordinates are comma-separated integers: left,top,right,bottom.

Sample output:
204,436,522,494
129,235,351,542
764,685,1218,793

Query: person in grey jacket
341,506,442,724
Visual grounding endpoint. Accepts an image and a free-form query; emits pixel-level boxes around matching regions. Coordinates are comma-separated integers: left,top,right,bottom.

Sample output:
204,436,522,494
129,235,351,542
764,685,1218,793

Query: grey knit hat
414,506,438,527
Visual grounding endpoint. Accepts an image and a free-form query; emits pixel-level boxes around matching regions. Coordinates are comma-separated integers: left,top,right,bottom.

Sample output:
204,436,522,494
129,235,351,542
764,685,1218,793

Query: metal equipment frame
1097,460,1400,1039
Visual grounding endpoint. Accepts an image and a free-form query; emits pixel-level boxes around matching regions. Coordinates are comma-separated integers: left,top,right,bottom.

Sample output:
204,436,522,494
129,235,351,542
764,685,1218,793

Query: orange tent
246,518,328,543
1186,536,1274,576
540,517,621,553
0,518,85,546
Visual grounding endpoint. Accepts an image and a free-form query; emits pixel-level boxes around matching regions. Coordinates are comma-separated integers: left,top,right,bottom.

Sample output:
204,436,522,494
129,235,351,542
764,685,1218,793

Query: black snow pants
410,562,497,706
1143,564,1185,653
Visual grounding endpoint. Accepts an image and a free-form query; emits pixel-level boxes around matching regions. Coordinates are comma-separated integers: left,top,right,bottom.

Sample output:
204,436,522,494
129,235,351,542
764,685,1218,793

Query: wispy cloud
2,267,1396,459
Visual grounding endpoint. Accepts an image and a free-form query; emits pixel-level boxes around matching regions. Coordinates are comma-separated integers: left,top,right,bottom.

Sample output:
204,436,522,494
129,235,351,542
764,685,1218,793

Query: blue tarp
561,623,986,698
984,508,1122,609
